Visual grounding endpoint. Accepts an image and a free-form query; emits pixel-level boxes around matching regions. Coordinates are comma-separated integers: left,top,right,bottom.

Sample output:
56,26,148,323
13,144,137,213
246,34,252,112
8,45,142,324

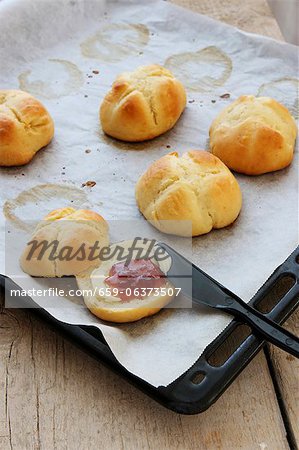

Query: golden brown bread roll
135,150,242,237
209,95,297,175
0,90,54,166
76,239,174,323
20,207,109,277
100,65,186,142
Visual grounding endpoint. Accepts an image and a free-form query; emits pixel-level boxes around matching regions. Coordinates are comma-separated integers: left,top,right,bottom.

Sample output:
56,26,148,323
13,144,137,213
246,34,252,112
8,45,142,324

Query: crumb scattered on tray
92,70,99,74
85,149,91,154
82,181,96,188
188,99,195,104
211,100,216,103
220,93,231,99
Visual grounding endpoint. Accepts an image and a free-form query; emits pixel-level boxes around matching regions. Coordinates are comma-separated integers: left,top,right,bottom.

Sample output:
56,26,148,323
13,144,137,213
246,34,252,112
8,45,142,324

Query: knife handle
220,296,299,358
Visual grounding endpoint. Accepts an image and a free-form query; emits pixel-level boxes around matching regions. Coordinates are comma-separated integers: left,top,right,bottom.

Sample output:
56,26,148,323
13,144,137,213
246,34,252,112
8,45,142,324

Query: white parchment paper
0,0,298,386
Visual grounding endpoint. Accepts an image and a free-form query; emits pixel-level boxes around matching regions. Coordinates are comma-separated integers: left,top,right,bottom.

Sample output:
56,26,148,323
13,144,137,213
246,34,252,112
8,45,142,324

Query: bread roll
0,90,54,166
76,239,174,323
135,150,242,237
20,207,109,277
209,95,297,175
100,65,186,142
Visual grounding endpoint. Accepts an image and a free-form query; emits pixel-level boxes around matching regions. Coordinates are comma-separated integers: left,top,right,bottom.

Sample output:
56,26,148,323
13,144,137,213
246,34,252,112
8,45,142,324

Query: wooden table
1,1,298,449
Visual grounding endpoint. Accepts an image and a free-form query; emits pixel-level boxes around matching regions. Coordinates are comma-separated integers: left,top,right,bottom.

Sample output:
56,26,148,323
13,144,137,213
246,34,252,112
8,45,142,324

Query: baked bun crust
20,207,109,277
209,95,297,175
0,90,54,166
76,239,174,323
100,65,186,142
135,150,242,237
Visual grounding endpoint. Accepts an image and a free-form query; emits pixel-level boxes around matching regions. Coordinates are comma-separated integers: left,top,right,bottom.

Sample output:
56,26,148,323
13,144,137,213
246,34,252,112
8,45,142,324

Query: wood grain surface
0,308,291,450
268,312,299,447
0,1,297,449
171,0,284,39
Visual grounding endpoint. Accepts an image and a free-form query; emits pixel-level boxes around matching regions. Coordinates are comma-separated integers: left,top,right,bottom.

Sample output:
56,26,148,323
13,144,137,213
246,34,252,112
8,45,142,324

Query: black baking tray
1,246,298,415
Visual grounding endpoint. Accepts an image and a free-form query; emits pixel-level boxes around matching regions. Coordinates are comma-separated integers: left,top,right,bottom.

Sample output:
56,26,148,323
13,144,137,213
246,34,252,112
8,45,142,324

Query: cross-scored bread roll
135,150,242,237
76,239,174,323
20,207,109,277
100,65,186,142
0,90,54,166
209,95,297,175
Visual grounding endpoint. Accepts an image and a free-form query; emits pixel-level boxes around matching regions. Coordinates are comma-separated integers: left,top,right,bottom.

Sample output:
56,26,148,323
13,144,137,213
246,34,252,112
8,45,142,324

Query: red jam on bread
105,259,166,301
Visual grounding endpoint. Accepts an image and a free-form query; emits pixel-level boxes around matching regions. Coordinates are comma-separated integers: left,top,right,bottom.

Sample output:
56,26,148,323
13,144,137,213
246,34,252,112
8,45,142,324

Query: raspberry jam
105,259,166,301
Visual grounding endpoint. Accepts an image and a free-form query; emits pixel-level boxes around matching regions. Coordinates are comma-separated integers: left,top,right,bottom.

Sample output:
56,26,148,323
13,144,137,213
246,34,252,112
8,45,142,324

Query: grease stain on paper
18,59,84,99
257,77,299,119
81,23,149,62
165,46,232,92
3,184,88,232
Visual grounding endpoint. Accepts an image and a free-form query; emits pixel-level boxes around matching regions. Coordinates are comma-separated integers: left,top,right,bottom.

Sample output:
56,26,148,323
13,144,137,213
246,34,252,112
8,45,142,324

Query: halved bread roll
20,207,109,277
76,239,175,323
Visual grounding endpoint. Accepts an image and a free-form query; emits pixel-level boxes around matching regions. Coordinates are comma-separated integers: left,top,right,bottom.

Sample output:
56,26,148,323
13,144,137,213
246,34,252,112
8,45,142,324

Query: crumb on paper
188,99,195,103
92,70,99,74
82,181,96,188
166,145,171,148
211,99,216,103
259,443,267,450
85,149,91,154
220,93,231,99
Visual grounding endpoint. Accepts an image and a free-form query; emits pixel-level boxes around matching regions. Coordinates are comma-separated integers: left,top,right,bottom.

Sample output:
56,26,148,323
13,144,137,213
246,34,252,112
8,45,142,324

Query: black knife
157,242,299,359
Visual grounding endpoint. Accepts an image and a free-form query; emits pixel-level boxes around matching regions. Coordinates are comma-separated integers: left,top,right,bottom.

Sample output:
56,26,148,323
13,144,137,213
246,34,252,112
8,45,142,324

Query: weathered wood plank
268,310,299,446
0,308,290,450
170,0,284,40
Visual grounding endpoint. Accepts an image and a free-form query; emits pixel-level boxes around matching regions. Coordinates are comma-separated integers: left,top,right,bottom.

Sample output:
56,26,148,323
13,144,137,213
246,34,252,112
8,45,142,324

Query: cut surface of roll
135,150,242,237
20,207,109,277
0,90,54,166
100,64,186,142
209,95,297,175
76,239,175,323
